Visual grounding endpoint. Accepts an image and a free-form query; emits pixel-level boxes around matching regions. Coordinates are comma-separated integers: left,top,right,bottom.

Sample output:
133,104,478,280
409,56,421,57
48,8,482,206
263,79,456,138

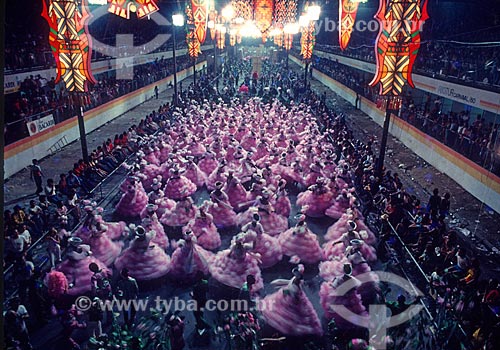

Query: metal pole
214,41,217,76
74,92,89,163
286,49,289,69
376,97,393,179
193,57,196,85
304,61,309,88
172,26,178,106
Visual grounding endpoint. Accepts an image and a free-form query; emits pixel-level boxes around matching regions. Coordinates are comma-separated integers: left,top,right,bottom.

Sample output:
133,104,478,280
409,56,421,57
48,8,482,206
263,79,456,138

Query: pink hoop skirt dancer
273,179,291,218
296,181,334,218
237,193,288,236
318,255,350,282
168,231,210,283
325,191,356,220
197,152,218,177
160,197,197,227
319,263,368,326
208,183,238,229
88,223,123,266
114,226,171,281
209,237,263,292
186,203,221,250
259,265,322,336
56,237,110,296
225,173,249,211
164,168,197,200
278,215,323,264
184,158,207,189
115,177,148,218
242,214,282,269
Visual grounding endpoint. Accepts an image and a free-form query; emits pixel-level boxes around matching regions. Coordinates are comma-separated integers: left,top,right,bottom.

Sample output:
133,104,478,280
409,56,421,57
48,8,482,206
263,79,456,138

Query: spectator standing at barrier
115,268,139,328
28,200,44,236
155,85,159,99
427,188,441,218
14,254,35,304
30,159,44,195
5,297,33,350
439,192,451,217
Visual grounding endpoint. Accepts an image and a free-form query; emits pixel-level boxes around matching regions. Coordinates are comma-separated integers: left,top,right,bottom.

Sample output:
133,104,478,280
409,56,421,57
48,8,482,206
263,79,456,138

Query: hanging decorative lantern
107,0,160,19
187,29,202,58
284,0,298,24
274,32,284,47
300,20,315,61
369,0,429,96
41,0,96,92
208,0,217,40
232,0,253,21
216,26,226,49
191,0,209,44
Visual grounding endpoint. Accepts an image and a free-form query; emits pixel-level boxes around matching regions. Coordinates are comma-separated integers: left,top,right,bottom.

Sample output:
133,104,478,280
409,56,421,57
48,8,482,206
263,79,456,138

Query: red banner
191,0,208,44
339,0,360,50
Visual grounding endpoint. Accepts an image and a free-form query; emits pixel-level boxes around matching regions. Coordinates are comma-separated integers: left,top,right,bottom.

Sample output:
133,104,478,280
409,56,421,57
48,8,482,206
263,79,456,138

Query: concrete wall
4,61,206,179
291,55,500,213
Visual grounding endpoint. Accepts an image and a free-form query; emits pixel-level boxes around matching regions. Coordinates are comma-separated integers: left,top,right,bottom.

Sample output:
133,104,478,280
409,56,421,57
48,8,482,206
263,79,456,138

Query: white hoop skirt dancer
258,265,323,336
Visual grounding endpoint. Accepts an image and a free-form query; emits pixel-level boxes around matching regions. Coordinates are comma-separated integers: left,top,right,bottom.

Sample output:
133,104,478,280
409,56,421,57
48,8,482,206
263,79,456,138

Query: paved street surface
4,65,500,349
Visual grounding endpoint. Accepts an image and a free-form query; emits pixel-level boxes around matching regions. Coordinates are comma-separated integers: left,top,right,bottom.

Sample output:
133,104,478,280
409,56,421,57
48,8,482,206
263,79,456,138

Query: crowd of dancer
4,55,500,350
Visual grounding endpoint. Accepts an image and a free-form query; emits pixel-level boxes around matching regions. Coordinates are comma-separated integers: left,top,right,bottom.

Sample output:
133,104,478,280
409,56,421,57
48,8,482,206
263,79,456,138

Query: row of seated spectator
303,87,499,349
3,104,173,268
4,52,207,145
311,55,500,177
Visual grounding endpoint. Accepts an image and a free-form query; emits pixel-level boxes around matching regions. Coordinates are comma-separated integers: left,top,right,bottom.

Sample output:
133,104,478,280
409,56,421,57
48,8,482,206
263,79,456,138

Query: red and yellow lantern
369,0,429,95
41,0,96,92
107,0,159,19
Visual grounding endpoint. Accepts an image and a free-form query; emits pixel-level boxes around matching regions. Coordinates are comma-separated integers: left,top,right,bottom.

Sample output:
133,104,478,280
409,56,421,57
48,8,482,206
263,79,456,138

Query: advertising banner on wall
26,114,55,136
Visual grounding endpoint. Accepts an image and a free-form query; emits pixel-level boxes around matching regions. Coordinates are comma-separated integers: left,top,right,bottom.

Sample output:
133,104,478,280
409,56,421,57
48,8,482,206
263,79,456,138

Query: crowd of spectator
315,39,500,88
4,52,209,145
311,55,500,176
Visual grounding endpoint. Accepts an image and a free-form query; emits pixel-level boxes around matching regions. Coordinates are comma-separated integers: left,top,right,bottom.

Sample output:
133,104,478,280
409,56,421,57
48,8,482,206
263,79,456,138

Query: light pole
376,96,401,179
300,4,320,89
284,23,299,70
172,13,185,106
73,92,89,163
